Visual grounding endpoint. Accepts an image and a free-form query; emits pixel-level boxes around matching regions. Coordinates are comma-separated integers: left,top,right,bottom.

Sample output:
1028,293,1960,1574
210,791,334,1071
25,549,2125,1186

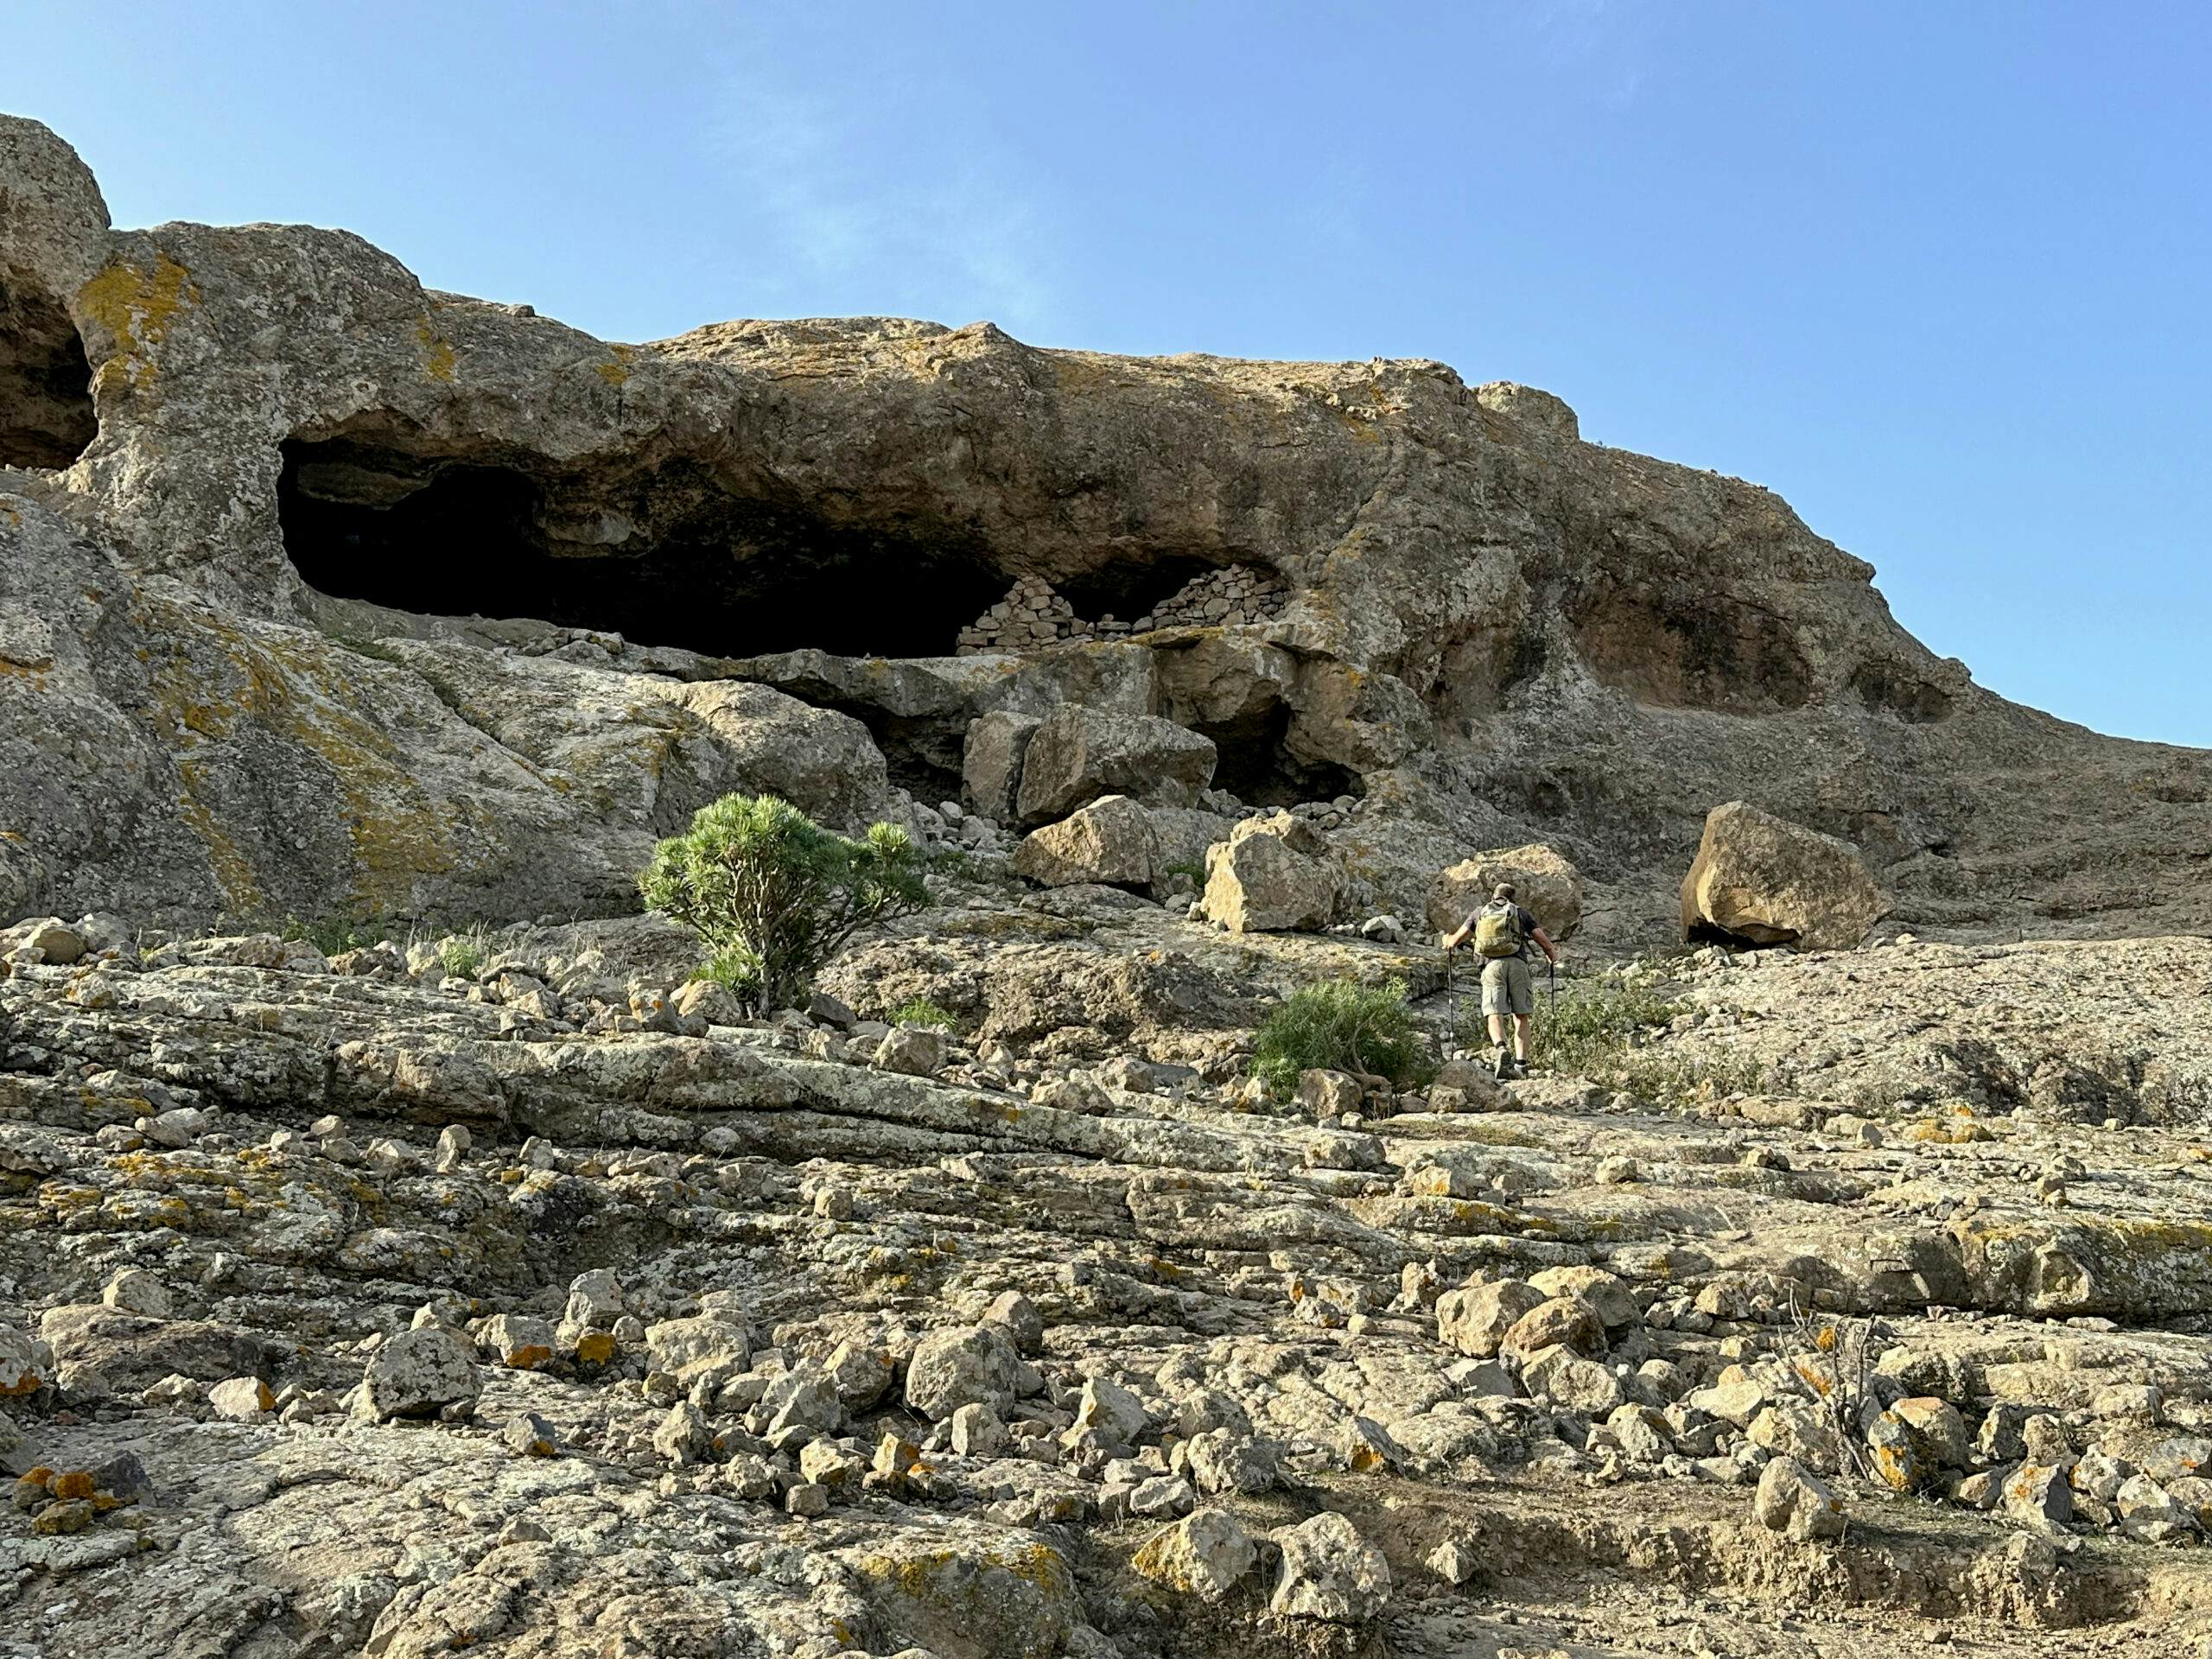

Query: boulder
904,1323,1027,1421
1012,795,1158,888
1198,812,1344,933
643,1315,751,1383
1680,801,1889,950
1426,844,1584,940
479,1314,557,1371
874,1027,945,1077
1133,1508,1257,1602
962,710,1040,823
1014,706,1217,823
359,1326,480,1421
207,1376,274,1420
1271,1510,1390,1623
1755,1454,1847,1540
1435,1281,1546,1358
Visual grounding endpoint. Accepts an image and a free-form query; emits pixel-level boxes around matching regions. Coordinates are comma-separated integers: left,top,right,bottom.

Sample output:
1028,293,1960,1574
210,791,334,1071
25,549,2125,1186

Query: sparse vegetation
639,792,930,1016
1251,977,1434,1097
892,997,957,1031
1532,969,1764,1107
435,925,489,981
280,912,393,957
1535,972,1688,1077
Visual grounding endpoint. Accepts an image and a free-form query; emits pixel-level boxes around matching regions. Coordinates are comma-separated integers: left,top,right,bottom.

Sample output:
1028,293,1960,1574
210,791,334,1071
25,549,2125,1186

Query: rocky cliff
8,114,2212,1659
3,115,2205,944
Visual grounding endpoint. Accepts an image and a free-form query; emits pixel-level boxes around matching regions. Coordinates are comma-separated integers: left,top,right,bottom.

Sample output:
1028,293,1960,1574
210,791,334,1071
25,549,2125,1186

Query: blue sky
11,2,2209,744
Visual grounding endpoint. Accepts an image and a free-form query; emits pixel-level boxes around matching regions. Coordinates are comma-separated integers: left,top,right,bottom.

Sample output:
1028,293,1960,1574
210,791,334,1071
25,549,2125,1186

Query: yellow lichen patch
594,344,635,386
573,1330,618,1365
76,252,200,394
504,1344,553,1371
146,608,490,912
416,314,458,381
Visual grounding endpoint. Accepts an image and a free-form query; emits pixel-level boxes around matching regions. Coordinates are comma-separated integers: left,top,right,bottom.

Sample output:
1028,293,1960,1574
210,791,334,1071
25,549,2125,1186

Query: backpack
1472,902,1525,959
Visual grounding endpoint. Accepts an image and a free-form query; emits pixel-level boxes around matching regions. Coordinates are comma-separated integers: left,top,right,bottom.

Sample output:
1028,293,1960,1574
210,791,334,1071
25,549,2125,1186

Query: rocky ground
5,876,2211,1659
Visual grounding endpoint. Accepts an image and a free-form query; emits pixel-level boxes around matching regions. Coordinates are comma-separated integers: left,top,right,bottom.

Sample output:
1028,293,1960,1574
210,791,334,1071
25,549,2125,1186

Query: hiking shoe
1492,1049,1512,1082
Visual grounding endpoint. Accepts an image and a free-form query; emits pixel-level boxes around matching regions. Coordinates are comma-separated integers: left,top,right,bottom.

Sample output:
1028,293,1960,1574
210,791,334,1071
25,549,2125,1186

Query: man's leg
1485,1013,1507,1049
1512,1013,1533,1064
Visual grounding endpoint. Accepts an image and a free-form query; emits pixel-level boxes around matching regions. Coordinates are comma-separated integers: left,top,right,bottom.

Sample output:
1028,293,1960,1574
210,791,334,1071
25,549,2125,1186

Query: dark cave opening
1194,702,1362,808
277,436,1022,660
0,278,96,469
1686,920,1794,951
1055,554,1224,628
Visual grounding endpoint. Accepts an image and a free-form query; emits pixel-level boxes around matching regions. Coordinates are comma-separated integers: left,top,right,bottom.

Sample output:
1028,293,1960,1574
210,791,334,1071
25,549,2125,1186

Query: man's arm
1529,925,1561,965
1440,911,1478,950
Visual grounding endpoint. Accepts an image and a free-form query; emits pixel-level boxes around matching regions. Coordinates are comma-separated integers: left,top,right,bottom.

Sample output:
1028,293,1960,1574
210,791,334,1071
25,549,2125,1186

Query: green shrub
1250,977,1433,1097
1530,970,1764,1108
437,925,489,981
1535,974,1687,1077
893,997,957,1031
640,793,930,1016
281,912,391,956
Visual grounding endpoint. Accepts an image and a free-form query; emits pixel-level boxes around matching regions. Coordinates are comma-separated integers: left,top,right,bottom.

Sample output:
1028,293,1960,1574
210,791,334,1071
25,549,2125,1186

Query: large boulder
904,1323,1027,1421
1198,812,1344,933
1012,795,1158,888
1681,801,1889,950
1014,706,1217,823
358,1325,481,1421
1271,1510,1391,1623
962,710,1041,823
1426,843,1583,941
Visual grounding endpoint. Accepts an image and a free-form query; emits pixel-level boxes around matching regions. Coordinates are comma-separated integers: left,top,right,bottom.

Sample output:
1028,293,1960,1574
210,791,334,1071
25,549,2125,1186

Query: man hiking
1441,882,1560,1080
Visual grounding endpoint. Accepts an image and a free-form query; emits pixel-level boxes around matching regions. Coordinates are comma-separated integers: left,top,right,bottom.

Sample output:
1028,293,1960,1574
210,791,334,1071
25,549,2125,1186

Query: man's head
1492,882,1516,902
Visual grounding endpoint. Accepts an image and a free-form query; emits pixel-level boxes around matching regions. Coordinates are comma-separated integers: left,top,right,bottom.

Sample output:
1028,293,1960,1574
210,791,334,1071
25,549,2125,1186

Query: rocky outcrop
0,115,2207,938
1427,843,1585,942
1199,812,1345,933
1681,801,1890,950
1014,707,1218,824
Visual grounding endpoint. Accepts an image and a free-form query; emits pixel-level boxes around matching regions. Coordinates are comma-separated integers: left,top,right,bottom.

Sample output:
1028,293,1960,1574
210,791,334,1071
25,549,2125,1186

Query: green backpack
1472,902,1524,959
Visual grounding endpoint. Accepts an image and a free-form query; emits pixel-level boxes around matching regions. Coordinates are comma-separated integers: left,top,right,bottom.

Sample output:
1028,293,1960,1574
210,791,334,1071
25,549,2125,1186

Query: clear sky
11,2,2209,745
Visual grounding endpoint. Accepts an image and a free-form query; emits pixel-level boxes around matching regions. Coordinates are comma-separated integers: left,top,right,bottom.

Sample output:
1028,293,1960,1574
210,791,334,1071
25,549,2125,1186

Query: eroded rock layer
1,115,2206,939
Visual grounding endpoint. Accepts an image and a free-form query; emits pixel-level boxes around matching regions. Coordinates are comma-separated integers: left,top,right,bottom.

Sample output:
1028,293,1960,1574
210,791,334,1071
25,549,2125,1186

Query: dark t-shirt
1462,902,1540,962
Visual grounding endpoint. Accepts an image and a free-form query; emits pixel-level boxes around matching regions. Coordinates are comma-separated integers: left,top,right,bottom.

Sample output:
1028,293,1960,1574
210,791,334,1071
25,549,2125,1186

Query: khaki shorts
1479,956,1534,1017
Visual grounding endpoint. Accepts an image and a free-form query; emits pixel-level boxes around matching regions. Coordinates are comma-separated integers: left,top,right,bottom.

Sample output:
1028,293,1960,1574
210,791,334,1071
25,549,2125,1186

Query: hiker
1441,881,1560,1079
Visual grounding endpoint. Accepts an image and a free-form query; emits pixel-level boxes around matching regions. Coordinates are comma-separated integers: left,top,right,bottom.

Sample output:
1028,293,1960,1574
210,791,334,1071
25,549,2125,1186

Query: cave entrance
276,435,1018,659
1194,702,1361,808
0,278,96,468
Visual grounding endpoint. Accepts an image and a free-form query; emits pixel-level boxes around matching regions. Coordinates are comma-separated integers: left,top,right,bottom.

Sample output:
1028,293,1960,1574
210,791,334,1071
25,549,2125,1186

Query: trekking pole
1548,958,1559,1057
1442,944,1457,1051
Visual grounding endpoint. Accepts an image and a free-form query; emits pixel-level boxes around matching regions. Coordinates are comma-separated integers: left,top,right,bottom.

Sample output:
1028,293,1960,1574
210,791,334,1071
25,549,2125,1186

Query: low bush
280,912,392,957
1251,977,1433,1097
640,793,930,1015
892,997,957,1031
436,925,489,982
1530,969,1764,1108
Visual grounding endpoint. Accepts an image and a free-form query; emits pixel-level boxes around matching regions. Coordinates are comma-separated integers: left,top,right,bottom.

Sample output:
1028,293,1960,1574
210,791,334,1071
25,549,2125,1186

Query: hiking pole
1547,958,1559,1060
1442,944,1457,1052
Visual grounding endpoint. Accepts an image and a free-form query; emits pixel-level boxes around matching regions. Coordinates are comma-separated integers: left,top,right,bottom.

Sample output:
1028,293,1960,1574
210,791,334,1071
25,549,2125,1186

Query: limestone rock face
1014,707,1217,823
962,710,1041,823
1427,843,1585,941
1013,796,1158,889
1199,812,1344,934
0,114,2209,938
1681,801,1890,950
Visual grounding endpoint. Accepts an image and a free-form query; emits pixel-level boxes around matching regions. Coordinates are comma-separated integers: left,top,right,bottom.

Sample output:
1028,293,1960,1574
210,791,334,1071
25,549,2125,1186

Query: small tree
639,794,929,1015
